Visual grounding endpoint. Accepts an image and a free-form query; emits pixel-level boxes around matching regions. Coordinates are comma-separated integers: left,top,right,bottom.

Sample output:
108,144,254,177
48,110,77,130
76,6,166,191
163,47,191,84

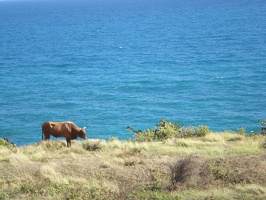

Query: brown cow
42,121,87,147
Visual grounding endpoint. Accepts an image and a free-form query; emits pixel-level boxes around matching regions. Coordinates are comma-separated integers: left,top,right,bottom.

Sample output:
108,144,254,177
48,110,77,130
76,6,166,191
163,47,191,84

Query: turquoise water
0,0,265,146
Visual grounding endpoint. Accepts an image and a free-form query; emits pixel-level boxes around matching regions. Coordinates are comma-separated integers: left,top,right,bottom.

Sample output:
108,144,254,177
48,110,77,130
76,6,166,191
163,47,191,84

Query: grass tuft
82,139,107,151
39,163,68,184
8,153,30,166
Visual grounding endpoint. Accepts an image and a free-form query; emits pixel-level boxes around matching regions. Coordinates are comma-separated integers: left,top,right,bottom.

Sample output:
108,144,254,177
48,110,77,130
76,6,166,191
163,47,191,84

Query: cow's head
78,127,87,139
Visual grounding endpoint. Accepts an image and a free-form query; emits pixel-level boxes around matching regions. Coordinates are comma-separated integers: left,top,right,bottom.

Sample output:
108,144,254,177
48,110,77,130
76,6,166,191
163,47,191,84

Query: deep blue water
0,0,265,146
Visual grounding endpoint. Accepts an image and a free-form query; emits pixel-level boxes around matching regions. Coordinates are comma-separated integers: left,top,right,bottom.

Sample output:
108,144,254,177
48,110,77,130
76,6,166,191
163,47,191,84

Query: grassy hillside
0,132,266,199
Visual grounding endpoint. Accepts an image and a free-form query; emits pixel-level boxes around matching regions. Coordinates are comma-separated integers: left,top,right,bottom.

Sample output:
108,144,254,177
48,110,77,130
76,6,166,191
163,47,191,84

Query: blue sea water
0,0,265,146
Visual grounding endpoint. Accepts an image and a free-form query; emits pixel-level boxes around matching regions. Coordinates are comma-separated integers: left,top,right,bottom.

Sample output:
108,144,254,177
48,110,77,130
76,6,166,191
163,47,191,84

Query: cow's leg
43,133,50,140
66,139,71,147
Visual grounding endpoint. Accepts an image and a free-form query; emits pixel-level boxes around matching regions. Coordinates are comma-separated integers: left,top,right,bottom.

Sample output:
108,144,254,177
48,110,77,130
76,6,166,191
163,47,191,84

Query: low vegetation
0,119,266,199
127,119,210,141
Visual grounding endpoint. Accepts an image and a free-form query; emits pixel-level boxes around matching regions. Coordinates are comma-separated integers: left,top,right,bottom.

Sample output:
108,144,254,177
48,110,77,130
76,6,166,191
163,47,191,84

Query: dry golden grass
0,133,265,199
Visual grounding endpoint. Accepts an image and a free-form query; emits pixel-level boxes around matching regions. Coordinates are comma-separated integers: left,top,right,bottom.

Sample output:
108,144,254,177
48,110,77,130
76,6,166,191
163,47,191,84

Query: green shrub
258,119,266,135
46,182,68,196
0,138,16,149
196,125,210,137
237,127,246,136
127,119,181,142
85,187,110,199
0,191,9,200
20,183,35,194
0,139,6,146
179,126,196,138
128,120,212,142
155,119,181,139
135,128,155,142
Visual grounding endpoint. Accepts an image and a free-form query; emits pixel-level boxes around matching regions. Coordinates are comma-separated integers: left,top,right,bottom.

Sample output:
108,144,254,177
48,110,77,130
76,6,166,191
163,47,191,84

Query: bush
169,156,200,190
196,125,210,137
127,119,181,142
134,128,155,142
258,119,266,135
237,127,246,136
155,119,181,140
0,191,9,200
0,139,6,146
179,126,196,138
128,120,210,142
0,138,16,150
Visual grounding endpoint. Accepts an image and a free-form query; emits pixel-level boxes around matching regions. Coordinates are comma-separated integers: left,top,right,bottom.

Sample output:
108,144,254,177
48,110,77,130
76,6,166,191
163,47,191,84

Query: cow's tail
42,125,44,140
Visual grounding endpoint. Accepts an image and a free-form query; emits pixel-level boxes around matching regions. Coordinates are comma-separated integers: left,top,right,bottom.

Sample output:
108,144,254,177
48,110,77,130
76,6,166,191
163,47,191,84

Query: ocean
0,0,265,146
